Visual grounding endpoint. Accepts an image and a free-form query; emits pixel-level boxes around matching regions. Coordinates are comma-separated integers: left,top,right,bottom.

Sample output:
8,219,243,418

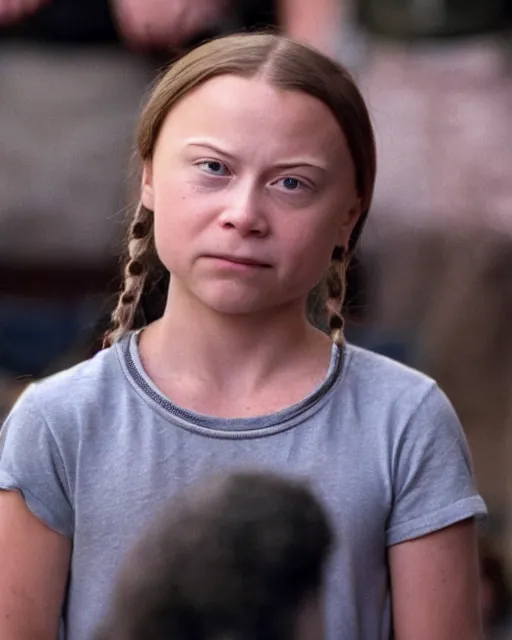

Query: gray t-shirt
0,332,486,639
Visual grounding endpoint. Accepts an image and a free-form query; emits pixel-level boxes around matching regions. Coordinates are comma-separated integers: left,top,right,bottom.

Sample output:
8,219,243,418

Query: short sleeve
386,384,486,546
0,387,74,537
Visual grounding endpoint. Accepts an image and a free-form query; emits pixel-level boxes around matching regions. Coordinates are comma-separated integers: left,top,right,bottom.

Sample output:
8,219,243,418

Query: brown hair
95,471,333,640
103,33,376,348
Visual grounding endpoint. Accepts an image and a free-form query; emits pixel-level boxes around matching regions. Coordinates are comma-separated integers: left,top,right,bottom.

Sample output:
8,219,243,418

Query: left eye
197,160,229,176
277,177,306,191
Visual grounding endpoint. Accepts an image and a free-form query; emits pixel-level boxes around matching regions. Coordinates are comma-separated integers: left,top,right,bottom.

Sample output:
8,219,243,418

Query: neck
139,283,331,388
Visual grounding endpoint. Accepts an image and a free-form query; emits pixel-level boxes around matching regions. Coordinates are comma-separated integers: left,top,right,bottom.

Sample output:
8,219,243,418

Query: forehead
155,74,352,165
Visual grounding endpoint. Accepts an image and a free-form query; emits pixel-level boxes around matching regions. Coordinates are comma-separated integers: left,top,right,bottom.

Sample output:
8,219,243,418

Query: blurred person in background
95,471,333,640
333,0,512,549
0,0,342,416
354,0,512,367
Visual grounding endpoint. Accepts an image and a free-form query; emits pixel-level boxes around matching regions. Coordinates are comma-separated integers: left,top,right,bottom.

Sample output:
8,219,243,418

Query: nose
218,183,269,238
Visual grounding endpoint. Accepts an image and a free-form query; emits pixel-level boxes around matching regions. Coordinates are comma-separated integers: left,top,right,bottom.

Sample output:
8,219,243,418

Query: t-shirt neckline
116,331,347,438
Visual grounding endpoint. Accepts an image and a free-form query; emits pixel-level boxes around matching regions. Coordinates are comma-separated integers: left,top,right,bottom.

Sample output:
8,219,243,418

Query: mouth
205,254,272,268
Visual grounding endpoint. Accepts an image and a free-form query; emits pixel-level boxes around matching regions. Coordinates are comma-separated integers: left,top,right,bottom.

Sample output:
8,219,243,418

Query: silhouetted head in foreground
96,471,334,640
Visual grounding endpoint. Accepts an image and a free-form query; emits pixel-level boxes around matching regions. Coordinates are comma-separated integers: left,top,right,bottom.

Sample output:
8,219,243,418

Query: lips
206,254,272,268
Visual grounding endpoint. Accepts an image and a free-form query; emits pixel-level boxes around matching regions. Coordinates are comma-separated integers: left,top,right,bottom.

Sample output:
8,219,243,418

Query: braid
103,204,155,348
325,246,348,348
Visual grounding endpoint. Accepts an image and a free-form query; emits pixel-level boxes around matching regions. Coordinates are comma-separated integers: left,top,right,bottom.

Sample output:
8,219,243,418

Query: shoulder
342,343,440,410
8,339,127,430
338,343,465,455
35,342,121,398
0,342,129,539
339,347,486,544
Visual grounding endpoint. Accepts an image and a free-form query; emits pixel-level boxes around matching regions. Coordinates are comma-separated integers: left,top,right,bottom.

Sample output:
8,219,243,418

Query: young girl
0,33,486,640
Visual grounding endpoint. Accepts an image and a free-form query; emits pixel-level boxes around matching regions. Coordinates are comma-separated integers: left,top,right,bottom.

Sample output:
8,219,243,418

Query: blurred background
0,0,511,636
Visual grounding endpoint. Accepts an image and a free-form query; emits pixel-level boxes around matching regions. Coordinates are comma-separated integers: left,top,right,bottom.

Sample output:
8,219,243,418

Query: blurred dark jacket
0,0,118,43
357,0,512,40
0,0,277,45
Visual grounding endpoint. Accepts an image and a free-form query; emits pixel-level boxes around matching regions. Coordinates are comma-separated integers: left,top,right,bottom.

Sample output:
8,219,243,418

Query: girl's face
142,74,361,316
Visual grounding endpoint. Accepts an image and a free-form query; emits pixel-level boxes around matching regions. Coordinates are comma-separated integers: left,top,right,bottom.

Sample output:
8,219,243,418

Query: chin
193,284,277,316
200,295,271,316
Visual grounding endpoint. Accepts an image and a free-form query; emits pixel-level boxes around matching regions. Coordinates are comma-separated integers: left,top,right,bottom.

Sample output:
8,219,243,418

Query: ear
141,161,154,211
336,197,362,248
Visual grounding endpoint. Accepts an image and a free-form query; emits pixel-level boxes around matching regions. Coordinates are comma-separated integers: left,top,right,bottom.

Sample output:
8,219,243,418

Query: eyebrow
185,141,329,172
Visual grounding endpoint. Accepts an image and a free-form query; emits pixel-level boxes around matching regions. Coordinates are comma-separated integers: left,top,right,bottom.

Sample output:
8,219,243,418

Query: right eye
196,160,230,177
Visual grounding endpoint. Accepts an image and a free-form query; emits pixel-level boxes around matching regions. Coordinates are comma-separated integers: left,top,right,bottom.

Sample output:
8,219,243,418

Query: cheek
154,212,177,253
151,174,200,268
152,204,191,272
282,220,335,282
